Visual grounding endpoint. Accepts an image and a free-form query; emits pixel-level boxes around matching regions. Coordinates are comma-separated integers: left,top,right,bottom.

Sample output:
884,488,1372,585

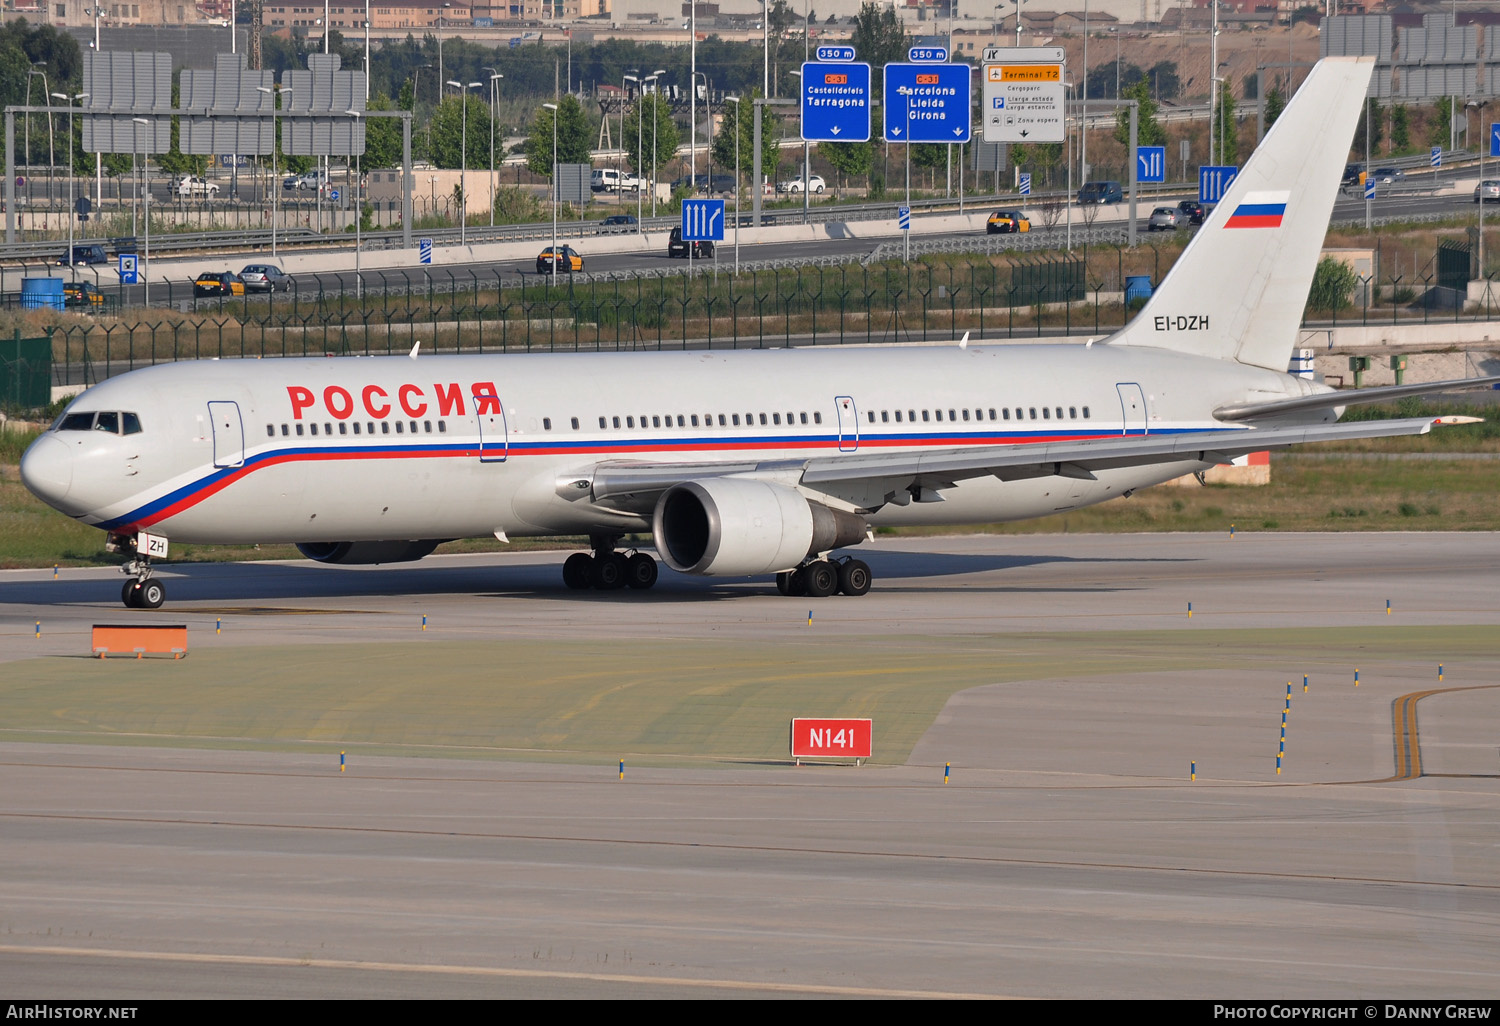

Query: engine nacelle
295,540,443,565
652,478,866,576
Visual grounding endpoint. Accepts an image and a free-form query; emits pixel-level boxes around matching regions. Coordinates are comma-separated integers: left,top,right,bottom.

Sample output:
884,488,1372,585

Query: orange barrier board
91,624,188,659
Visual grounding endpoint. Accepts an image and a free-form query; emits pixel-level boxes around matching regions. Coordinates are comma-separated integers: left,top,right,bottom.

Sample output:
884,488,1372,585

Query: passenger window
1083,406,1091,418
1069,407,1077,419
677,415,685,427
1029,408,1037,420
381,422,390,434
266,425,275,437
296,424,304,436
341,423,349,435
814,412,822,424
934,410,943,422
962,409,970,421
627,416,635,428
543,418,552,431
438,421,447,433
719,414,727,426
352,422,361,435
424,421,432,433
310,424,319,436
786,412,794,425
571,417,579,430
95,411,119,433
281,424,289,436
1056,407,1063,419
773,413,782,425
759,414,767,425
123,413,142,435
1042,408,1050,420
395,421,404,434
652,416,661,428
1002,409,1010,420
922,410,930,422
800,413,808,424
880,411,889,423
988,408,997,420
732,414,740,426
691,415,699,427
894,410,902,422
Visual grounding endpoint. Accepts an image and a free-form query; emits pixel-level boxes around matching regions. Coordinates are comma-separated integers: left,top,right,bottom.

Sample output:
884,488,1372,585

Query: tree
363,93,404,170
711,90,780,179
623,93,682,179
1391,104,1411,152
524,94,591,177
1307,256,1359,312
1428,98,1453,149
430,93,494,170
849,2,908,99
1214,80,1239,166
1351,97,1383,159
1147,62,1181,102
820,139,872,197
1264,85,1286,129
1114,79,1166,148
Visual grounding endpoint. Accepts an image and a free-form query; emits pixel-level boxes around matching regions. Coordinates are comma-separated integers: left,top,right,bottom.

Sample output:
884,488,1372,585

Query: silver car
240,264,293,293
1476,180,1500,203
1147,207,1180,231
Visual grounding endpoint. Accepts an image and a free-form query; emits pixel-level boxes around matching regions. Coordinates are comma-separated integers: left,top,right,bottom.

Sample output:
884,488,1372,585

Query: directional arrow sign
1136,146,1166,184
682,198,725,242
883,62,972,144
802,61,872,143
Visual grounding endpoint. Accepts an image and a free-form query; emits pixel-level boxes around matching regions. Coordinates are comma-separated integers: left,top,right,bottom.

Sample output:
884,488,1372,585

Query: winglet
408,340,421,360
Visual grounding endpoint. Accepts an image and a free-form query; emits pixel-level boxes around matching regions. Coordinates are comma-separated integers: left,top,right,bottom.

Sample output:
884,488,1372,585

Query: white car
174,176,219,198
777,174,825,194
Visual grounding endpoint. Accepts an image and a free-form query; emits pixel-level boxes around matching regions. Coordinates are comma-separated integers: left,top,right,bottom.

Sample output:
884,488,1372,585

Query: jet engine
295,540,443,564
652,478,867,576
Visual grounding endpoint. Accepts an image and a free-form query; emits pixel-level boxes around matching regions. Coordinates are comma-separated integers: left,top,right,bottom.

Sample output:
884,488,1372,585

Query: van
590,168,640,193
1076,181,1123,205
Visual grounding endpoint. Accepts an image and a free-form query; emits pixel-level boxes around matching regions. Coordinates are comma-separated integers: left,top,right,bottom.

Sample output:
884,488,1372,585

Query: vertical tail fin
1111,57,1375,371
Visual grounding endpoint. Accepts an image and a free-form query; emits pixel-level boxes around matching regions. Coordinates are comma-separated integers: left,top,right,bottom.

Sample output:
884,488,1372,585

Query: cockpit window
54,411,141,434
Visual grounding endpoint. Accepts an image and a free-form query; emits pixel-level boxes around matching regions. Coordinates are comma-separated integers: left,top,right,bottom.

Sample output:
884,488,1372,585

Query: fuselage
22,342,1321,546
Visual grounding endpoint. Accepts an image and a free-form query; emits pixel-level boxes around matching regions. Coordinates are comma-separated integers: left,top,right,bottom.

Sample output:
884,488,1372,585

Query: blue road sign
1019,173,1032,196
419,238,433,264
1431,146,1442,168
1491,124,1500,158
1198,165,1239,204
1136,146,1166,184
328,188,340,202
816,45,855,62
682,198,726,241
883,62,973,144
897,206,911,230
118,254,138,284
801,61,872,143
1364,179,1376,200
908,46,948,63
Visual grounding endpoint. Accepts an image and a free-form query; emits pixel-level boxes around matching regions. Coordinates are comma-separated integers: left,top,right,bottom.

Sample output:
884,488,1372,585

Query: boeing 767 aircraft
20,57,1498,608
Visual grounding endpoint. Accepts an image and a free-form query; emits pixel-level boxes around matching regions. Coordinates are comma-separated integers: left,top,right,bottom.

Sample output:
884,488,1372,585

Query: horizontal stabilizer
1215,375,1500,421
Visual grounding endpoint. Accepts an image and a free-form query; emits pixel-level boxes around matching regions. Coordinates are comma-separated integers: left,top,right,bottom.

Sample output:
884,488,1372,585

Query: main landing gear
562,537,659,592
776,556,872,598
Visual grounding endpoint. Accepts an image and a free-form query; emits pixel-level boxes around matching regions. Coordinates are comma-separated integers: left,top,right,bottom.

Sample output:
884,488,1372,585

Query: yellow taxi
63,281,107,308
536,246,584,274
986,209,1031,234
194,271,246,297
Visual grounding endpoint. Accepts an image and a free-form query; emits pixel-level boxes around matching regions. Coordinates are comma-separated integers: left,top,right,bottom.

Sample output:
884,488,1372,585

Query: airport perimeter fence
32,251,1500,391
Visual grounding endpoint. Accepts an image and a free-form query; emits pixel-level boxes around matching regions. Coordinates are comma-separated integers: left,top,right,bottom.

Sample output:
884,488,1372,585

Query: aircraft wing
584,416,1440,513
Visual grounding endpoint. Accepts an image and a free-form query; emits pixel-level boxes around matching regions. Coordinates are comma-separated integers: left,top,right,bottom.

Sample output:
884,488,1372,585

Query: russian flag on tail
1225,191,1289,229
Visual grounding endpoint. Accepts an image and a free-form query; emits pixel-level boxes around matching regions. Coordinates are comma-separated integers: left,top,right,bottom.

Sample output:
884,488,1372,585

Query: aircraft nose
20,434,75,511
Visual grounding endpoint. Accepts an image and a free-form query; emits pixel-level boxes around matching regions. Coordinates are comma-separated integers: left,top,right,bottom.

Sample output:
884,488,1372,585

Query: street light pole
448,79,481,245
486,69,502,227
726,95,740,274
53,92,86,280
543,102,558,286
346,108,362,298
86,7,102,204
131,117,150,307
622,70,638,211
257,84,287,259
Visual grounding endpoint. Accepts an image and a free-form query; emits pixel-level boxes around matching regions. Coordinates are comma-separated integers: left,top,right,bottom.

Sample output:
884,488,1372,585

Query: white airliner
20,57,1498,608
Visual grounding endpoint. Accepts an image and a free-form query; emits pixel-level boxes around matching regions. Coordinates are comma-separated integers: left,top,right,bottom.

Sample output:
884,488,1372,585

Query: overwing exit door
835,395,859,452
1116,383,1148,436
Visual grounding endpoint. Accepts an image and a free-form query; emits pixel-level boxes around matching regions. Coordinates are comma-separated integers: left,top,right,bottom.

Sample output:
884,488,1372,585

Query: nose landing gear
108,532,166,608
